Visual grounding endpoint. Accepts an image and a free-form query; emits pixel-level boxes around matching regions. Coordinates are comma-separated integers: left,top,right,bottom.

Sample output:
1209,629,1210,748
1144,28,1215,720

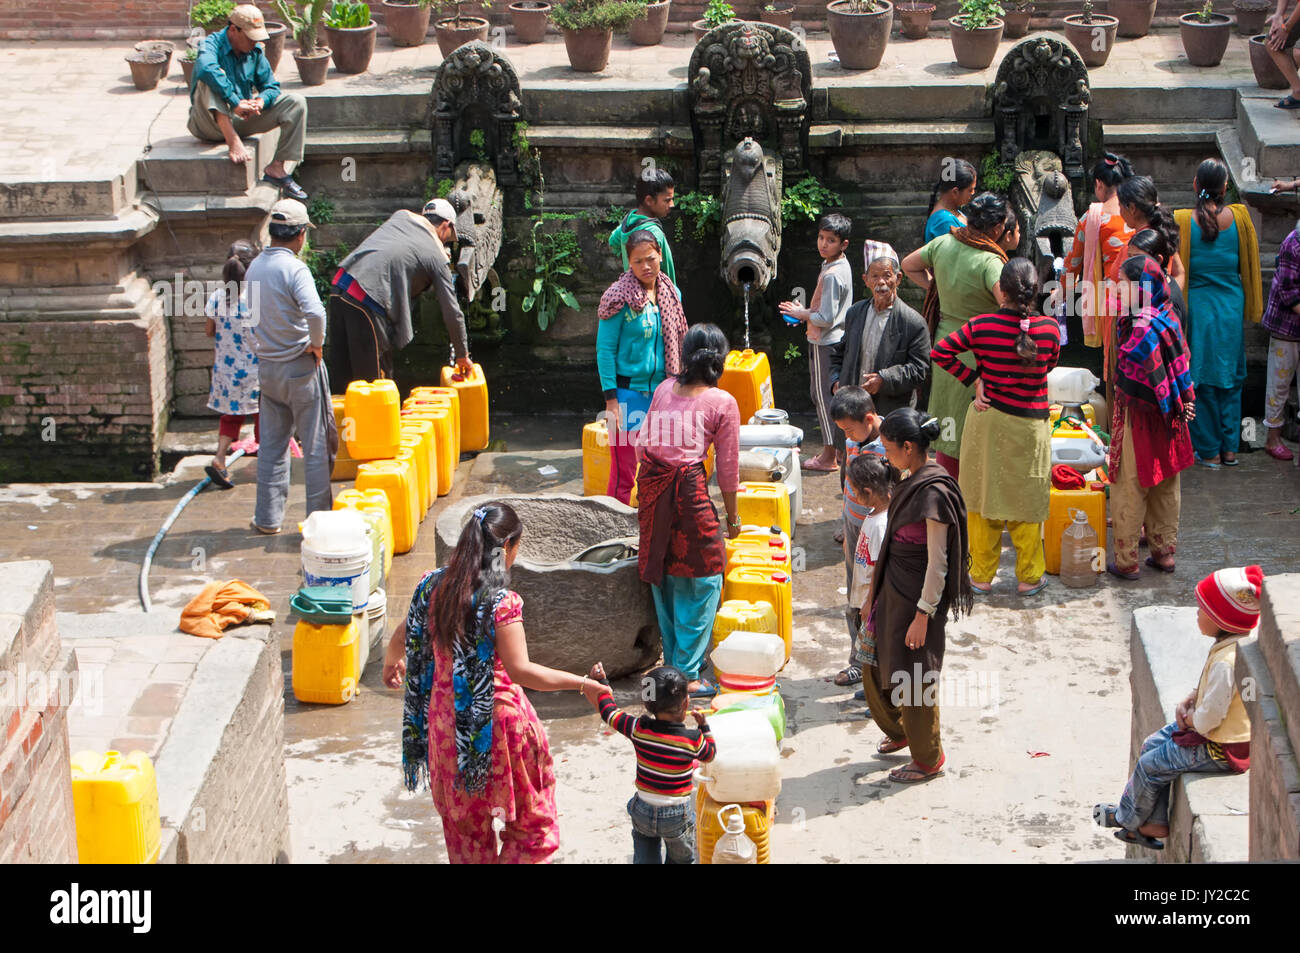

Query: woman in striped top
932,258,1061,596
582,665,715,864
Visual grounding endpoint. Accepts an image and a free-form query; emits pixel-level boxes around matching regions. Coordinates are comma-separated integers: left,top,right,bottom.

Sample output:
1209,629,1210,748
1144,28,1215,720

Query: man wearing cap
327,198,473,386
245,199,331,533
829,241,930,418
188,4,309,202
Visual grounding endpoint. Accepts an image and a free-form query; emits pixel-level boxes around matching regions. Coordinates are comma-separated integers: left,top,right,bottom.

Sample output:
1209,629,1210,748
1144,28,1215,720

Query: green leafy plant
1009,0,1033,8
274,0,330,53
469,129,488,163
780,175,842,227
673,190,722,241
838,0,879,12
523,226,581,330
1079,0,1093,21
305,240,350,301
783,342,802,364
324,0,371,28
1194,0,1214,20
979,150,1015,194
954,0,1005,29
551,0,645,29
307,196,336,224
702,0,736,27
434,0,492,28
190,0,236,29
183,47,200,62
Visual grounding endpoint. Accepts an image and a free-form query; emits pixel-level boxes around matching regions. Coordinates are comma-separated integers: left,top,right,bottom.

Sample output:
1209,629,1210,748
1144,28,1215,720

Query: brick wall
0,561,78,864
0,0,1234,40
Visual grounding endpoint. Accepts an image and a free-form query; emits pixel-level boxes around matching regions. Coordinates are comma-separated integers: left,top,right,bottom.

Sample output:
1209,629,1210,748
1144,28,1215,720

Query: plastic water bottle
1060,509,1098,589
712,804,758,864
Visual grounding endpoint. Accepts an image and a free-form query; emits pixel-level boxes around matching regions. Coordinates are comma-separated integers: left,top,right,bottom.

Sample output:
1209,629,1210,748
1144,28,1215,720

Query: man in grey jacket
829,246,931,418
246,199,332,533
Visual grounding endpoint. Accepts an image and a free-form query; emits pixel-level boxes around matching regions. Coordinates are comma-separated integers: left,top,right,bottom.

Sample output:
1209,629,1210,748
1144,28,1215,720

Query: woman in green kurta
901,193,1010,480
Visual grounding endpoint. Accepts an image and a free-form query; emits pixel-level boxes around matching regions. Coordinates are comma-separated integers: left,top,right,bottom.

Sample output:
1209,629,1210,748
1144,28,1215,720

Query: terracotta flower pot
759,4,795,28
693,18,735,41
134,40,175,76
827,1,893,70
383,1,433,46
509,0,552,42
949,15,1003,69
1111,0,1156,37
125,50,168,90
628,0,671,44
325,20,378,73
294,47,333,85
181,56,197,88
263,21,289,71
563,25,613,70
1063,13,1118,68
435,15,490,56
1002,7,1032,38
1180,12,1233,67
897,1,934,38
1250,33,1290,87
1233,0,1271,35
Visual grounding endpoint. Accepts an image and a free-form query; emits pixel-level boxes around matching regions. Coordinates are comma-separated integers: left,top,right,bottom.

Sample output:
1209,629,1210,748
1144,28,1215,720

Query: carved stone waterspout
446,163,503,304
719,137,783,293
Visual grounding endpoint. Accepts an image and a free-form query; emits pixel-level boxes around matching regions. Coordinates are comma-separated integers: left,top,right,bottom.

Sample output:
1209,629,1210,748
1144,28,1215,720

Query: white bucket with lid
302,511,370,613
363,588,387,670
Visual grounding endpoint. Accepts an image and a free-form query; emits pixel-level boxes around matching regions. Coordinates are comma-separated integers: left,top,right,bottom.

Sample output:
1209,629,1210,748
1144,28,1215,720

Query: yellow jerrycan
334,488,393,588
696,792,772,864
736,482,791,536
723,566,792,659
356,458,419,554
440,361,489,452
331,395,360,481
409,385,461,458
711,598,779,652
70,750,162,864
292,617,361,705
583,418,612,497
343,379,401,460
399,418,439,502
1044,482,1105,575
403,405,456,496
718,349,774,428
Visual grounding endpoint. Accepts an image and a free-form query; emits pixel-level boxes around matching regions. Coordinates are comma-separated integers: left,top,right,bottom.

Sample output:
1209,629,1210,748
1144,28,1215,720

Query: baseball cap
270,198,314,228
229,4,271,41
422,198,459,239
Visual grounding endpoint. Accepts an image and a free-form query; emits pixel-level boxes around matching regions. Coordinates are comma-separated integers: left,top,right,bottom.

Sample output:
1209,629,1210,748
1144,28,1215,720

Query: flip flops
876,737,909,755
1222,455,1239,467
889,757,946,784
1107,560,1140,581
1145,556,1176,574
262,173,308,201
204,465,234,489
689,680,718,700
970,581,993,596
1113,828,1164,851
1277,94,1300,109
834,666,862,686
802,457,838,472
1018,577,1048,597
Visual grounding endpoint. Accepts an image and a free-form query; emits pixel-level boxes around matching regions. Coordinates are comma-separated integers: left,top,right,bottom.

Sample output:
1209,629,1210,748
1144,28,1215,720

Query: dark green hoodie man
608,168,677,287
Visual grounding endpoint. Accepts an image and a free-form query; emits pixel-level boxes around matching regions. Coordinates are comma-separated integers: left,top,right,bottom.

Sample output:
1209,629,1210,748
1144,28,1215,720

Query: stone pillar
0,561,78,864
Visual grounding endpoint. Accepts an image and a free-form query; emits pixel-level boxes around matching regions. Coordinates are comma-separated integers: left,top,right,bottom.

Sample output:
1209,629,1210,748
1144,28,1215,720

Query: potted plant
1002,0,1032,37
628,0,671,44
125,49,169,90
510,0,552,41
949,0,1004,69
1250,32,1290,86
827,0,893,70
191,0,236,33
274,0,333,85
1063,0,1118,67
383,0,434,45
552,0,644,69
1233,0,1271,34
1111,0,1155,36
181,46,200,86
134,40,176,76
897,1,935,38
264,19,290,69
434,0,492,56
759,1,795,27
1180,1,1233,67
323,1,377,72
693,0,736,41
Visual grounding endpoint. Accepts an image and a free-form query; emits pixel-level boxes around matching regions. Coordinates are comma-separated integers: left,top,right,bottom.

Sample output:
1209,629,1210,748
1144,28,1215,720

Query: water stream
743,281,752,350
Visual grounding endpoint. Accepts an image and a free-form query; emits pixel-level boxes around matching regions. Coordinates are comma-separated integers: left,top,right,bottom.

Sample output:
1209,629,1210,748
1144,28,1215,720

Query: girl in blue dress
204,240,261,488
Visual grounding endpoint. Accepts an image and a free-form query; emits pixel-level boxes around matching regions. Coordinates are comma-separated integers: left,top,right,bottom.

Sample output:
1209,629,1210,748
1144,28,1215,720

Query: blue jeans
627,794,695,864
1115,722,1230,830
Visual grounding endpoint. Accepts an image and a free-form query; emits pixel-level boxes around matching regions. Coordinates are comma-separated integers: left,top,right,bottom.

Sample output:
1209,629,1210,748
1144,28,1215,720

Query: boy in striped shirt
582,664,716,863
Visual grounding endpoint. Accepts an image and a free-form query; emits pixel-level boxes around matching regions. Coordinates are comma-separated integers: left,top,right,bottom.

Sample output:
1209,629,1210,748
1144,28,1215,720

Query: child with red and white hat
1093,565,1264,850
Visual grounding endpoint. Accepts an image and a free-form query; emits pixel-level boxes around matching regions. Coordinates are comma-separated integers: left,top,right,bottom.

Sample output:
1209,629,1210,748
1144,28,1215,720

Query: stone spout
718,137,783,294
448,162,504,304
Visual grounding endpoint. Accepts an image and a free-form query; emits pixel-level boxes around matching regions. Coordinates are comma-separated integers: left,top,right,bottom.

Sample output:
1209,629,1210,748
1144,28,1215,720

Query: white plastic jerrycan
711,804,758,864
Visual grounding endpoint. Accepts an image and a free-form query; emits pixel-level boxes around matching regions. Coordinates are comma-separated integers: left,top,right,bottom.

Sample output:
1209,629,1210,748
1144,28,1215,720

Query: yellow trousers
967,513,1045,584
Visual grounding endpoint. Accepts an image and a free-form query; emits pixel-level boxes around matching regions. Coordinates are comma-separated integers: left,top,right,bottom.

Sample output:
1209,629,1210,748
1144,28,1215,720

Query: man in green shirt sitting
609,168,677,288
187,4,309,201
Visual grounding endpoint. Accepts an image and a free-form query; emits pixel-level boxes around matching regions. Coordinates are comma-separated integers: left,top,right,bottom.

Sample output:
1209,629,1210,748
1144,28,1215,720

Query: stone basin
435,494,661,678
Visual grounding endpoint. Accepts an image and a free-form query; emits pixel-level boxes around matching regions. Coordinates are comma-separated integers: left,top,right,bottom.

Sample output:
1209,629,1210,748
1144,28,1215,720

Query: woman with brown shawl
860,408,973,783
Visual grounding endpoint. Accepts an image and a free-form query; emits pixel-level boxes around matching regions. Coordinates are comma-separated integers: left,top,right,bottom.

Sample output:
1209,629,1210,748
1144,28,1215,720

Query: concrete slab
1238,93,1300,179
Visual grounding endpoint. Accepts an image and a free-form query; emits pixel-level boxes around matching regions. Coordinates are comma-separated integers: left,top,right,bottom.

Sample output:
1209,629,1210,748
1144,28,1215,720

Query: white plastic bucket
364,588,387,670
302,542,371,613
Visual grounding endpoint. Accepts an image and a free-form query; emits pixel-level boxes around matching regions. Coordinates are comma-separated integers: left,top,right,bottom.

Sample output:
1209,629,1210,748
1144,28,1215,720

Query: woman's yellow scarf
1174,205,1263,323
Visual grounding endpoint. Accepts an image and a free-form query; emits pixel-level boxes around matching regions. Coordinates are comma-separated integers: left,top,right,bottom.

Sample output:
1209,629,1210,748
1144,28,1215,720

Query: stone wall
0,561,78,864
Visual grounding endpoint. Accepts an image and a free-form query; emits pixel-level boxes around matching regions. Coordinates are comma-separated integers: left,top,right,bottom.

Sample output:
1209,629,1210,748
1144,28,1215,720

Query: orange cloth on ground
179,579,275,639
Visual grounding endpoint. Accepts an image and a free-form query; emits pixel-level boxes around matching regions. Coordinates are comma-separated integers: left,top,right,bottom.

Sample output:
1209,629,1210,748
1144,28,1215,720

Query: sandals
1195,456,1222,470
1145,555,1176,574
1221,454,1239,467
262,173,308,201
1106,560,1140,581
802,456,838,472
1113,828,1164,851
889,757,946,784
970,581,993,595
1266,442,1295,461
834,666,862,687
1277,94,1300,109
876,737,909,755
1018,577,1048,597
204,464,234,489
1093,803,1122,828
689,680,718,700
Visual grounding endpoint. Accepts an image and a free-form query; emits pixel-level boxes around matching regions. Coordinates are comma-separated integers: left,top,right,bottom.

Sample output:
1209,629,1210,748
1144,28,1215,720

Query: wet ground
3,413,1298,863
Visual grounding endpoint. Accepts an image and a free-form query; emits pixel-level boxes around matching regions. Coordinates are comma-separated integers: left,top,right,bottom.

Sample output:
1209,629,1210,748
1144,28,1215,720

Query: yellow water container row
718,349,774,428
292,618,360,705
398,436,432,515
334,488,393,587
440,362,490,452
696,790,773,864
1044,484,1107,575
737,482,791,537
70,750,161,864
399,418,439,502
331,395,360,482
711,599,779,653
403,406,456,497
343,379,402,461
724,566,792,660
406,388,461,461
724,526,792,572
356,458,419,554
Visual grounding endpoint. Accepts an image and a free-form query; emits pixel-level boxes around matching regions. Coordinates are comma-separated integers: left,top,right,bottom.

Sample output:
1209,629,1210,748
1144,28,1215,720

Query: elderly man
829,241,931,417
188,4,309,201
328,198,474,386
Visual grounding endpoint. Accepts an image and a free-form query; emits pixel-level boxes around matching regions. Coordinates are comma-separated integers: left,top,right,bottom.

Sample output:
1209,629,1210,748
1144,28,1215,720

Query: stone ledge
0,208,158,247
304,127,433,156
1236,638,1300,861
1130,606,1250,864
1257,574,1300,762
